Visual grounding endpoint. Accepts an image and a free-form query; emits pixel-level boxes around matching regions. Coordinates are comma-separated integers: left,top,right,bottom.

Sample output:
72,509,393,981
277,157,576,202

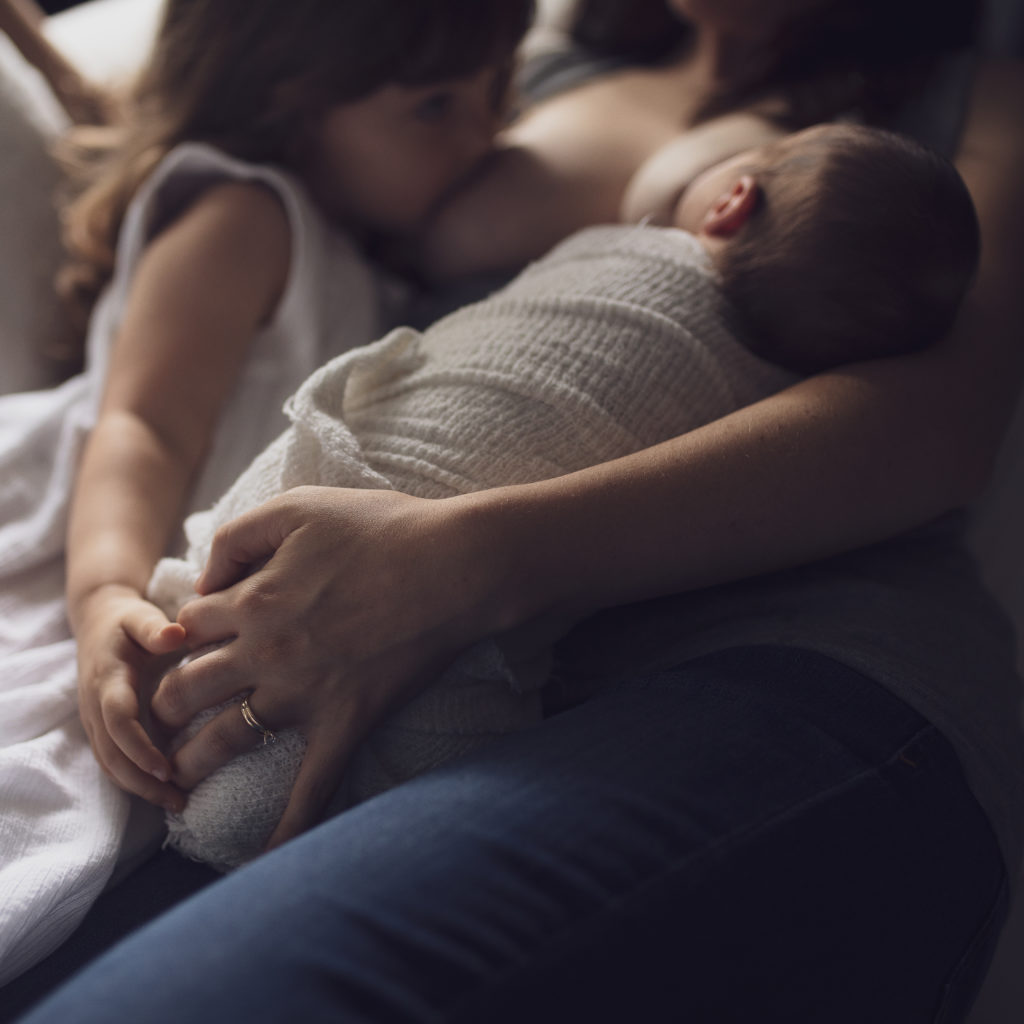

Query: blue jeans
17,646,1008,1023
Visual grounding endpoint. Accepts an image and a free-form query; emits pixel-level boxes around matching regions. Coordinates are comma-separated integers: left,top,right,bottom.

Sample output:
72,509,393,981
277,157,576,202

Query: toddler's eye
415,91,454,122
490,59,516,118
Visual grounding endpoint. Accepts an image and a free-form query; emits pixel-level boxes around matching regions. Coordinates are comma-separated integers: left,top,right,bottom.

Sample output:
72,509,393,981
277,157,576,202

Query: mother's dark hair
570,0,982,125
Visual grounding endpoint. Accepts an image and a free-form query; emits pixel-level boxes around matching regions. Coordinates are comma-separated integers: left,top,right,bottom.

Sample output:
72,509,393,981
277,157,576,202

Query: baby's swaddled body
148,224,795,871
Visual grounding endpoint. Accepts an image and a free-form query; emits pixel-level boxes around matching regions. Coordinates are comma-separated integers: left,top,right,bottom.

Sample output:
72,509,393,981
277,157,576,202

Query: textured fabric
148,224,797,871
0,142,379,985
555,514,1024,889
14,647,1009,1024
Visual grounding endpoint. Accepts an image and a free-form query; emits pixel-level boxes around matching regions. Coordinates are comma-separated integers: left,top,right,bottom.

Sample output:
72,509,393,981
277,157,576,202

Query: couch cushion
0,34,70,394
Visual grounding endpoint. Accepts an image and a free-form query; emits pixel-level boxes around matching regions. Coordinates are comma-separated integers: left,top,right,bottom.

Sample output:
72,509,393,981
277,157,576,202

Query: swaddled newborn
147,224,795,871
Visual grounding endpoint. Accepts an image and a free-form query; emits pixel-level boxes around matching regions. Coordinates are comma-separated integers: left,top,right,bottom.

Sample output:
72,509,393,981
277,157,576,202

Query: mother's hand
150,485,508,847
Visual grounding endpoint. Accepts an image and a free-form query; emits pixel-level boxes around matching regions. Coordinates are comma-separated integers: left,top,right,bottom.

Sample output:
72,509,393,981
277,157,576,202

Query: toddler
0,0,534,942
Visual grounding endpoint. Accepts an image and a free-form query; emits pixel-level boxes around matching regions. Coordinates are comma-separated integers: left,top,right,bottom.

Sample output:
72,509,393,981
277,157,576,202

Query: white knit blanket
149,224,797,871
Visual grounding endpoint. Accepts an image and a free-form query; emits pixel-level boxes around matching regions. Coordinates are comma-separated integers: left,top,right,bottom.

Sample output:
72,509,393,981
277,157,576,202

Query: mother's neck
687,24,781,94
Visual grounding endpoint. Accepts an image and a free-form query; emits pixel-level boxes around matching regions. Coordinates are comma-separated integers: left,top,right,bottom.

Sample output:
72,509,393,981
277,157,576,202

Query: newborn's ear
702,175,759,237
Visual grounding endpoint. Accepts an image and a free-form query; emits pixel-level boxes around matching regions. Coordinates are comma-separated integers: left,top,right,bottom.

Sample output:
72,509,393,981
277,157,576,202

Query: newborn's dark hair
717,124,980,373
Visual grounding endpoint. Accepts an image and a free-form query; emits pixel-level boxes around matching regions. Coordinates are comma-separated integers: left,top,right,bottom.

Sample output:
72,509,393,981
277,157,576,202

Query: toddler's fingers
99,671,175,782
90,728,186,813
122,603,186,655
155,621,187,651
115,715,176,783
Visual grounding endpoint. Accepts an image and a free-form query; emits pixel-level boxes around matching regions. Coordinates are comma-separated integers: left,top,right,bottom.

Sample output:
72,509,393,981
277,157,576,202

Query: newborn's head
673,122,981,372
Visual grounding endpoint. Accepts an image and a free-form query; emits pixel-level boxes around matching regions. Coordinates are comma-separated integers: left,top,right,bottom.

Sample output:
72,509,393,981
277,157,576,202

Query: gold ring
240,697,276,745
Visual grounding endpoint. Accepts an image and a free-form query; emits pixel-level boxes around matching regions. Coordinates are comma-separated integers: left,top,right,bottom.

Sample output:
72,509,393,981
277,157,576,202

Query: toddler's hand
74,584,187,811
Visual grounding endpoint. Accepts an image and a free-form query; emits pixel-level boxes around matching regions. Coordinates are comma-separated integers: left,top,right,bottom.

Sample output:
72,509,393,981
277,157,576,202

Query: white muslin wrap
148,224,796,871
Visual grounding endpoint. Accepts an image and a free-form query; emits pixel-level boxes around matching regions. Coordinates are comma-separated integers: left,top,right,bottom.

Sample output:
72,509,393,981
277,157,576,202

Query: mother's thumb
197,497,296,594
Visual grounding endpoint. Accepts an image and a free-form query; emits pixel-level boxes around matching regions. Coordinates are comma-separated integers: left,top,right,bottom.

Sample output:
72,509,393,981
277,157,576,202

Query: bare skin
413,25,789,280
150,59,1024,850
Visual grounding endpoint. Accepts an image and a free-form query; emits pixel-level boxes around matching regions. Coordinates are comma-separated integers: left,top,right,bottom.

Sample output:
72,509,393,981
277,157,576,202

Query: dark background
38,1,86,12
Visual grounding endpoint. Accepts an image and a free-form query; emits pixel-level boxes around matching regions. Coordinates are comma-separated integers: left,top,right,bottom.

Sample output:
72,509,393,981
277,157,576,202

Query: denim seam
932,875,1010,1024
442,723,943,1019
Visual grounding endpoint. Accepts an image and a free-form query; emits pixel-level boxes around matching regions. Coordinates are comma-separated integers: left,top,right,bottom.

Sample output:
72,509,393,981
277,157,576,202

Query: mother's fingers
170,698,269,790
266,724,352,850
174,591,243,649
195,494,299,595
151,643,246,729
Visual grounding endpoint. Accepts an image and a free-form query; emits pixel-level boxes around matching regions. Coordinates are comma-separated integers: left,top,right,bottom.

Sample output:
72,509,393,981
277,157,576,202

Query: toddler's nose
462,106,500,166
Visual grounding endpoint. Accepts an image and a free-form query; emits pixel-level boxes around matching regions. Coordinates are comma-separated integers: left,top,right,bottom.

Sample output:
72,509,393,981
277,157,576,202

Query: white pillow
0,0,163,397
44,0,162,85
0,34,70,394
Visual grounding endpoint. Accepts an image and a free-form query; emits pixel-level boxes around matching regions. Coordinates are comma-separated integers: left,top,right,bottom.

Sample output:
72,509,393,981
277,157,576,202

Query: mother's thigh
19,646,1007,1024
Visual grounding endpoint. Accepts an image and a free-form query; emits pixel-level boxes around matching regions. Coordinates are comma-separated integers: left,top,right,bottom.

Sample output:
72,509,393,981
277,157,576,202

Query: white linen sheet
0,375,133,986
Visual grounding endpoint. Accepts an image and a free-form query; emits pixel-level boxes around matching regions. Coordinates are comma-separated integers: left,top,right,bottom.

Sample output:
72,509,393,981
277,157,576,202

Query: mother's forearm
460,341,1009,633
460,59,1024,634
